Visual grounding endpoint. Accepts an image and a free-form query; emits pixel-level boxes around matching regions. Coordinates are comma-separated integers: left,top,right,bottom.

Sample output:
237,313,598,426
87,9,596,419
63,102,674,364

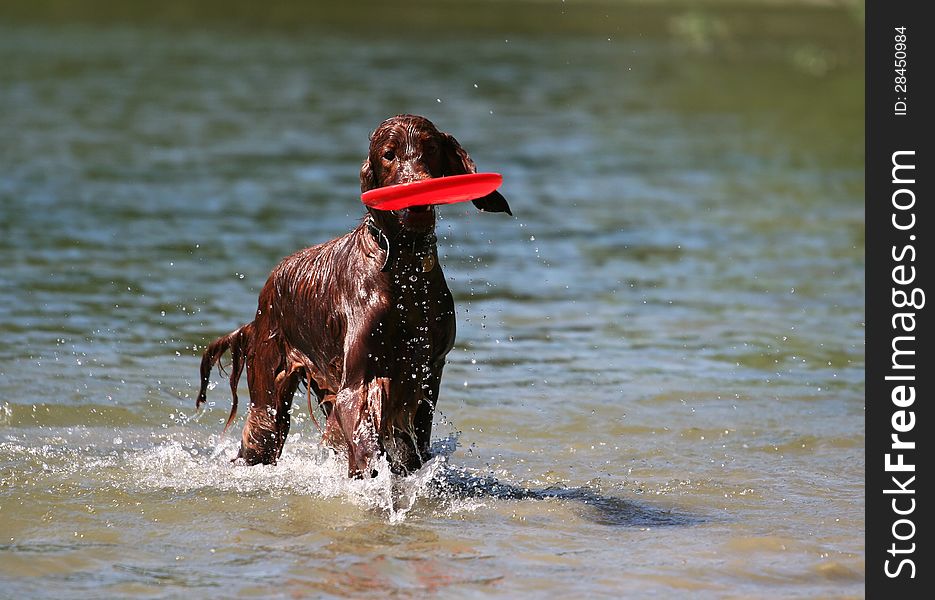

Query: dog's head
360,114,511,235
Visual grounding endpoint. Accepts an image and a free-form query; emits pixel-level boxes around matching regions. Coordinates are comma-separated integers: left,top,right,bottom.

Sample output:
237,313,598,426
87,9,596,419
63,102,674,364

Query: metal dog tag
421,254,436,273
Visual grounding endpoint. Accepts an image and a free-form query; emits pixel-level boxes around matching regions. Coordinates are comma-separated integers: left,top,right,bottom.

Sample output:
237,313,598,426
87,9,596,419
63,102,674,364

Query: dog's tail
196,323,254,434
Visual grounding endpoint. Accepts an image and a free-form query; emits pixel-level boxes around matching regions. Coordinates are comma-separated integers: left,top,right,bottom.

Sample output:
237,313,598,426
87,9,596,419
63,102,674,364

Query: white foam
103,432,477,522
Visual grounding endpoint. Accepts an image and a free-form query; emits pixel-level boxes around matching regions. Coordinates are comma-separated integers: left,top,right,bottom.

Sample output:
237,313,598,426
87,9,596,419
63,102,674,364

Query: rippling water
1,3,864,597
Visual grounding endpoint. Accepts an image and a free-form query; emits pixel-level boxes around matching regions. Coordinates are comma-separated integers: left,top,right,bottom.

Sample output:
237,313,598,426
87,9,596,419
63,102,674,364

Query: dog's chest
391,265,452,329
378,259,454,363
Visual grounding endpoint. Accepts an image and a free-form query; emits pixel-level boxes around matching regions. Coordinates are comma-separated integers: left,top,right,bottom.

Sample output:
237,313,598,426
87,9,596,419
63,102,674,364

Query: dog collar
365,217,437,273
365,217,392,272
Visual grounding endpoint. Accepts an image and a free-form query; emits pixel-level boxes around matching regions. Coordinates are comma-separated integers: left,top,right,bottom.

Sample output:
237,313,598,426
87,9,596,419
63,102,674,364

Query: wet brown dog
196,114,511,477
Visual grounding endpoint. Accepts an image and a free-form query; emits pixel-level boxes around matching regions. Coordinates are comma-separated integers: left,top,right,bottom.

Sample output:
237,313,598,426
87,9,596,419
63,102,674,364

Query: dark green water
1,3,864,597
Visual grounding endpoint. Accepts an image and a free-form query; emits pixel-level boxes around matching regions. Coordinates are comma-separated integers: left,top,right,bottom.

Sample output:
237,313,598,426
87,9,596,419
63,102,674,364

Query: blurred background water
0,1,864,597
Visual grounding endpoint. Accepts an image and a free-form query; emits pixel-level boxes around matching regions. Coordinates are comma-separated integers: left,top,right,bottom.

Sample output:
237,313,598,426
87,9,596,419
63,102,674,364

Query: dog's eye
382,149,396,161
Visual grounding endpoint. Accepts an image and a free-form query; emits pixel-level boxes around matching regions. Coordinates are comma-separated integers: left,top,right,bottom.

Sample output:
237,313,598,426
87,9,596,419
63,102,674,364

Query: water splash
71,431,470,523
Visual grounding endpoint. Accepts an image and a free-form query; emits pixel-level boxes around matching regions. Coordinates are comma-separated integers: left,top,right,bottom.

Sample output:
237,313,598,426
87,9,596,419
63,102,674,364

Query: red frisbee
361,172,503,211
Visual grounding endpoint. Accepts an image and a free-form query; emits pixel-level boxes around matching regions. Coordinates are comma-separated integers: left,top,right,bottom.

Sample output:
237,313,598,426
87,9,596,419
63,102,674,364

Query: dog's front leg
331,377,389,478
326,317,390,478
413,367,444,465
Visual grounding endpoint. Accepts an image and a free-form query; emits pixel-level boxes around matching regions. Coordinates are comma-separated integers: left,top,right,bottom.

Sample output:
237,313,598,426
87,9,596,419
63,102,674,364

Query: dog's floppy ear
440,132,477,176
359,156,376,192
471,190,512,215
441,132,513,216
360,127,379,192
